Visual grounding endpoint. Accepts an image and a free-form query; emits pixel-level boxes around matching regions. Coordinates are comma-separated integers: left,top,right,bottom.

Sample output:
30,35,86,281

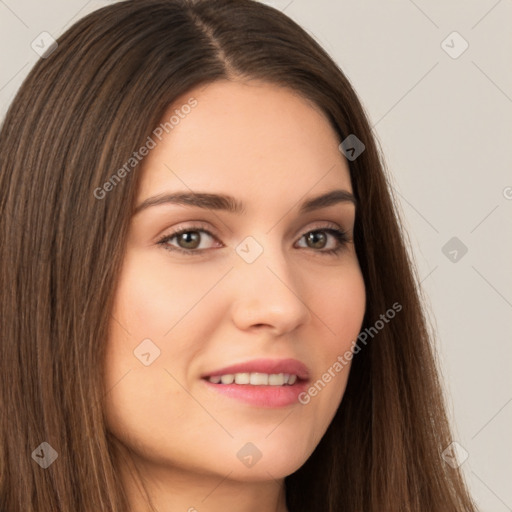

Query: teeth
220,374,235,384
235,373,250,384
250,372,268,385
268,373,283,385
207,372,299,386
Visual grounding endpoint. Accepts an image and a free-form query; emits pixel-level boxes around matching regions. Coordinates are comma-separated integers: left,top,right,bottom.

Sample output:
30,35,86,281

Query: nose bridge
230,233,310,331
235,234,295,290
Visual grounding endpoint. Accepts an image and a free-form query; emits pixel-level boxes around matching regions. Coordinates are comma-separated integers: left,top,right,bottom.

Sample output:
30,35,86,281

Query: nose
229,241,311,335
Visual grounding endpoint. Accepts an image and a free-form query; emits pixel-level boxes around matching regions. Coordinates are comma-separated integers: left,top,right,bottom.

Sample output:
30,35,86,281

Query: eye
157,226,220,254
156,223,351,256
295,227,350,255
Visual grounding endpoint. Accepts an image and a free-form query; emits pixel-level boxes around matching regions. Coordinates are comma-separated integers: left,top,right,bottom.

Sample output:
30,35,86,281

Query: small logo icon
441,31,469,59
339,134,365,161
134,338,161,366
441,237,468,263
441,441,469,468
235,236,264,264
237,442,263,468
31,442,58,469
31,32,58,58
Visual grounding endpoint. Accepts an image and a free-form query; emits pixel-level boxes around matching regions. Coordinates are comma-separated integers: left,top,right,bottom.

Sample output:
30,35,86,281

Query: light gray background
1,0,511,509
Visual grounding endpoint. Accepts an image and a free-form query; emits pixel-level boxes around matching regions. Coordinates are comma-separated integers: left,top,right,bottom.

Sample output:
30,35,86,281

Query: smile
206,372,298,386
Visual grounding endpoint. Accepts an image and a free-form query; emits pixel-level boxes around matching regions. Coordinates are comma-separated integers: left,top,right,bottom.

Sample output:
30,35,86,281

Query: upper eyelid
162,220,347,238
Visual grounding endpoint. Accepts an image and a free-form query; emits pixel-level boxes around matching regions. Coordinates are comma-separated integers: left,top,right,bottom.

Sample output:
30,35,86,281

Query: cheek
103,250,232,431
309,259,366,356
111,252,182,337
298,260,365,426
111,249,231,340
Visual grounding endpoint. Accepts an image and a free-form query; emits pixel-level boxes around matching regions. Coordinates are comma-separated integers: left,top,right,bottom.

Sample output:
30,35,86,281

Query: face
104,79,366,485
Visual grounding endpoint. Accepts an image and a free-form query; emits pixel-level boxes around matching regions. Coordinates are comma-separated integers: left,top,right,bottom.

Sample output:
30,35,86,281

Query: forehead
137,79,352,206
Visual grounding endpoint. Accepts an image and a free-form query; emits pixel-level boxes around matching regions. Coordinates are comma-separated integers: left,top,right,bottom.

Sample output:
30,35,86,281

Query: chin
219,438,312,482
227,457,307,483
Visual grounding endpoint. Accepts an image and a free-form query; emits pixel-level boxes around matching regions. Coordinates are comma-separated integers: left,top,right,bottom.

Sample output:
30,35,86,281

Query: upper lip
202,358,310,381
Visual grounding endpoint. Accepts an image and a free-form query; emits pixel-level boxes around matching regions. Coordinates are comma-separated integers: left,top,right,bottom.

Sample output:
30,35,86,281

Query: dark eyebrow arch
133,189,356,215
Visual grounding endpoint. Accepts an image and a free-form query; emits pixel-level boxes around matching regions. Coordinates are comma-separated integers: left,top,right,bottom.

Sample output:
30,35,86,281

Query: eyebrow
133,189,357,215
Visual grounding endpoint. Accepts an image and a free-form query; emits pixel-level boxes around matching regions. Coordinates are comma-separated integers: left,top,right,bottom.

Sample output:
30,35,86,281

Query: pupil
180,232,200,249
307,231,326,248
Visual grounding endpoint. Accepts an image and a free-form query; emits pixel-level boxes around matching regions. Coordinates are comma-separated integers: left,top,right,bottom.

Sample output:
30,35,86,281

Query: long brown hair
0,0,477,510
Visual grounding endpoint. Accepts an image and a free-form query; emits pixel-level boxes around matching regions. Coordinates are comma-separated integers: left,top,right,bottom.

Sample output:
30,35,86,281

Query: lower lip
202,379,309,408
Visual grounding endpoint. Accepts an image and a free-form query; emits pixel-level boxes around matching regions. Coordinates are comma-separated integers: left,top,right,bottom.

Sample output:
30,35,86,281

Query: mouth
205,372,300,386
201,358,310,408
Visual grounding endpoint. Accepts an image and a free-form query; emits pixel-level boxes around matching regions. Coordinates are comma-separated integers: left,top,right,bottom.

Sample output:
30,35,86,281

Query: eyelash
156,223,351,257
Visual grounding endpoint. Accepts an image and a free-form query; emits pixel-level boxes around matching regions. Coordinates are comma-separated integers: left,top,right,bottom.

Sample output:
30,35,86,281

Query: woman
0,0,477,510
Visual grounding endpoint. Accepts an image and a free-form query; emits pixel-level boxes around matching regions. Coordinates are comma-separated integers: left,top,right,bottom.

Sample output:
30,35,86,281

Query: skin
103,78,366,512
